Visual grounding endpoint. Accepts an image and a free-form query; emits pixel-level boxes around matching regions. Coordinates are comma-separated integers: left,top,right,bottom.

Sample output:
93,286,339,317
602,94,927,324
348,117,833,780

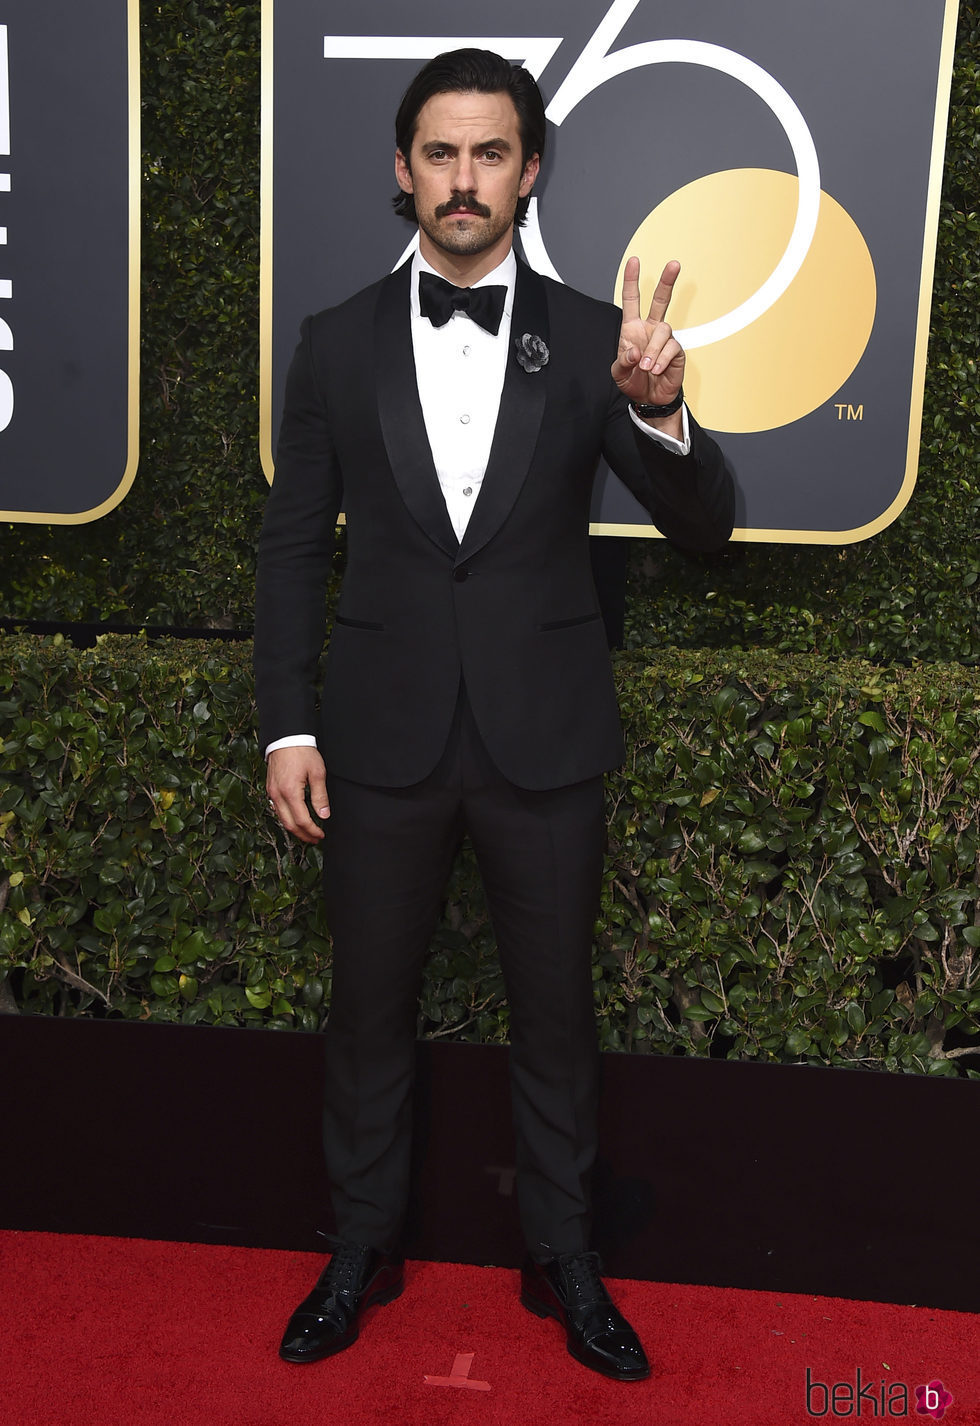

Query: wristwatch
630,386,684,419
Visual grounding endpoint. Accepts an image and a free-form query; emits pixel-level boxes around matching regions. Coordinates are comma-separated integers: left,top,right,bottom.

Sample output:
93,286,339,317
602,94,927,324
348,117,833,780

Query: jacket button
453,567,469,582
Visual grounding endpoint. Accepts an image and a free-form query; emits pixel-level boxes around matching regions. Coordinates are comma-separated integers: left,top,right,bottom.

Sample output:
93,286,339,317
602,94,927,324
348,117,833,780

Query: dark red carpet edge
2,1232,978,1426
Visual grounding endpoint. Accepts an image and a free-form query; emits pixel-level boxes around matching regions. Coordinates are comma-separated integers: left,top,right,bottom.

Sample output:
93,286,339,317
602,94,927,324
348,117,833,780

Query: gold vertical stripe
259,0,276,484
894,0,963,542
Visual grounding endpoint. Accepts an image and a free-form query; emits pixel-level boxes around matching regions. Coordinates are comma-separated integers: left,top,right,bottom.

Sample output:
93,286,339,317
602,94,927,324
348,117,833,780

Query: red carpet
3,1232,978,1425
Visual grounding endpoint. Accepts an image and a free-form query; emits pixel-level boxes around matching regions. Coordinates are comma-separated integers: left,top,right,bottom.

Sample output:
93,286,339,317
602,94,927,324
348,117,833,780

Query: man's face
395,89,539,277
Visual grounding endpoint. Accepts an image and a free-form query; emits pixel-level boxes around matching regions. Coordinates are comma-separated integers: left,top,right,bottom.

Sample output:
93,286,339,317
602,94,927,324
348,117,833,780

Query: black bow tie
418,271,507,335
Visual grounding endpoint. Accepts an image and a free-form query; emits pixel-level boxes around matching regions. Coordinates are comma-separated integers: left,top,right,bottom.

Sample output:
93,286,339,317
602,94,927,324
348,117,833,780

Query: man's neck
417,232,515,287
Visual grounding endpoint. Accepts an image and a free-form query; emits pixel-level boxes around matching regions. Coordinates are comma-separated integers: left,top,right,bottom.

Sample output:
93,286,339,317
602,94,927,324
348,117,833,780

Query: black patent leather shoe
520,1251,650,1381
279,1239,404,1363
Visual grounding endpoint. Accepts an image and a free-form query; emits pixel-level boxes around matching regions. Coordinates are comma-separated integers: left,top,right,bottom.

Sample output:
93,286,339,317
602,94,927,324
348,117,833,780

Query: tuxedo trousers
320,683,606,1257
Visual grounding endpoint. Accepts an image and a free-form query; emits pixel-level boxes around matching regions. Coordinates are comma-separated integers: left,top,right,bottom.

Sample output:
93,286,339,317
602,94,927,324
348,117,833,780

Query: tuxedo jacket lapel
375,262,459,558
457,262,550,564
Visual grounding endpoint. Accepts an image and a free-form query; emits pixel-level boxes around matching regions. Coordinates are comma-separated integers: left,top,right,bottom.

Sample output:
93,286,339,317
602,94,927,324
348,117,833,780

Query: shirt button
462,486,473,496
462,345,471,356
459,414,471,425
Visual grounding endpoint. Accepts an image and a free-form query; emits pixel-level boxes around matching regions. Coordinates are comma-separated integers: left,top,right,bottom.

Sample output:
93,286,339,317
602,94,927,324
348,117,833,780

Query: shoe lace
318,1237,371,1296
554,1250,606,1307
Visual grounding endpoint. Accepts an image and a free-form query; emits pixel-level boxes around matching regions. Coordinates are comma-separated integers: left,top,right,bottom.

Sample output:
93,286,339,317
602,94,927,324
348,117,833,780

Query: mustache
435,192,491,219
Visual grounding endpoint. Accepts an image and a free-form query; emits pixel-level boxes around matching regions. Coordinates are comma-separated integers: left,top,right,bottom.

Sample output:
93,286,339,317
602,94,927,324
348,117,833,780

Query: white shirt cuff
628,401,691,456
265,734,318,759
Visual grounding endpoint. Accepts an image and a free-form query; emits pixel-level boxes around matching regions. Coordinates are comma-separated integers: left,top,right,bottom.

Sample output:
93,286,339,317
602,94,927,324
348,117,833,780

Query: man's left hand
611,257,686,419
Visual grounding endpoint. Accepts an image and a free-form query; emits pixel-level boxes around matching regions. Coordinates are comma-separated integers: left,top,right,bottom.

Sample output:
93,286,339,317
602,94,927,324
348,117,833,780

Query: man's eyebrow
419,136,514,154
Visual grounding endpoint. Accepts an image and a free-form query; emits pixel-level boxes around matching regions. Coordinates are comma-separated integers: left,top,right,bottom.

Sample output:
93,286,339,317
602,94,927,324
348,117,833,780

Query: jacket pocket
334,614,386,631
538,612,602,632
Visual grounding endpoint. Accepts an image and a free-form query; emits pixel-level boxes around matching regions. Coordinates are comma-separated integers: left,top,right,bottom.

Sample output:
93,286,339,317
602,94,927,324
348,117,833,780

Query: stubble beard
425,219,503,258
418,195,516,261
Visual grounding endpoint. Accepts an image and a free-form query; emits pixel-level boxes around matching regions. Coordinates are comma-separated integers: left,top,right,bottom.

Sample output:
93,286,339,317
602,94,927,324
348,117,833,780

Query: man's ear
394,149,414,194
519,152,540,197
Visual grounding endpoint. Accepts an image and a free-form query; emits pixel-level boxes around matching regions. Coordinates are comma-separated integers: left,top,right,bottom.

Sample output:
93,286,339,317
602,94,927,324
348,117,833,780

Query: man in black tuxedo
255,49,734,1382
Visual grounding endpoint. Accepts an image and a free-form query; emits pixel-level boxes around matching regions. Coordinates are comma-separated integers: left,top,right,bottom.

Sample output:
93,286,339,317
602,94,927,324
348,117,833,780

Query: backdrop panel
260,0,958,543
0,1,139,524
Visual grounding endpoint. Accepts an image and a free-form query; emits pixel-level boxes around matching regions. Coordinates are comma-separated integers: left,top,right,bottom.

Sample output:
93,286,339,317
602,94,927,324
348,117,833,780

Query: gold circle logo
615,168,877,433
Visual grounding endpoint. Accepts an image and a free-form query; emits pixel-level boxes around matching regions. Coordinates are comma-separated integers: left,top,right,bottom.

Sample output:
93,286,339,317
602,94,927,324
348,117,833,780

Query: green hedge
3,635,978,1078
0,1,977,655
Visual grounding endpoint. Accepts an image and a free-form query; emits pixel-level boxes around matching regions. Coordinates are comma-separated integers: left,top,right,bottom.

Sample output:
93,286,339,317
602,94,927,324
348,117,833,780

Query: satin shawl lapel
456,262,550,565
375,262,458,557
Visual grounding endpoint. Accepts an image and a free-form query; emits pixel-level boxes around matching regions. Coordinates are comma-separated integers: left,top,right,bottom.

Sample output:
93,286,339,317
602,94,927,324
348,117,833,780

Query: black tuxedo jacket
254,259,735,790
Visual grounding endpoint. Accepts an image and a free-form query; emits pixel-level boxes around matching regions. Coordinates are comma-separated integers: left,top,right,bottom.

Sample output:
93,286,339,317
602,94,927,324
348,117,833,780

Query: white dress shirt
266,247,690,756
412,248,515,542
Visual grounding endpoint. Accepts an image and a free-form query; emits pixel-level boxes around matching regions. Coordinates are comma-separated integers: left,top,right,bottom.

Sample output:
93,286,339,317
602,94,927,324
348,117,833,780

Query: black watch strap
630,386,684,419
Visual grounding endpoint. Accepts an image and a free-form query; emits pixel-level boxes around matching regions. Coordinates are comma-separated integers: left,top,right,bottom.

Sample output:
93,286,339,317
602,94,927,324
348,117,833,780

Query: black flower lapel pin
514,332,550,373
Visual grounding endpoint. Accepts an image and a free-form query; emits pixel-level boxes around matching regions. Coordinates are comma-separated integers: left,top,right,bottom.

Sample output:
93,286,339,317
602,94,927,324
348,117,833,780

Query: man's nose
452,155,477,192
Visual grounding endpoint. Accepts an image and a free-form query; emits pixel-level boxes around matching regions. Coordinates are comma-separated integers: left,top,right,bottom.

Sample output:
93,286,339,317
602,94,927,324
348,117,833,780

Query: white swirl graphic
523,1,821,350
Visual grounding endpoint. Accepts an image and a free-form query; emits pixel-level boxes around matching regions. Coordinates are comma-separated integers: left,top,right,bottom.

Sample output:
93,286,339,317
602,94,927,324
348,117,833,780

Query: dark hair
392,49,546,228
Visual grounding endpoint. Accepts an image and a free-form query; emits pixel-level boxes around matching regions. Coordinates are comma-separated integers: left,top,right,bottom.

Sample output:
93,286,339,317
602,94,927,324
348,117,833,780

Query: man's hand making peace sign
611,256,686,440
